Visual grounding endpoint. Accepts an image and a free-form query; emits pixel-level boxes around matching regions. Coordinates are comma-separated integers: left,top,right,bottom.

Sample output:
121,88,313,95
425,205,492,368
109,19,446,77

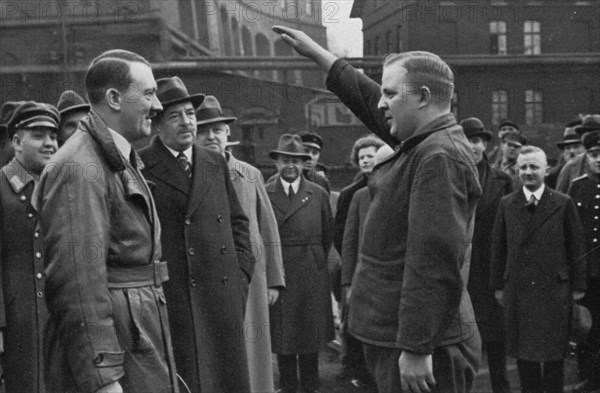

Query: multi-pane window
490,21,507,55
305,1,313,15
525,89,543,125
386,31,393,54
491,90,508,126
524,21,541,55
396,25,403,52
365,40,371,56
374,36,380,55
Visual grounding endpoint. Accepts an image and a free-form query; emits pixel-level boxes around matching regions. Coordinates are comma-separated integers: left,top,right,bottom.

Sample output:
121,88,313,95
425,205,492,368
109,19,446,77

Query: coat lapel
144,137,191,197
519,188,561,243
185,146,217,217
267,175,292,220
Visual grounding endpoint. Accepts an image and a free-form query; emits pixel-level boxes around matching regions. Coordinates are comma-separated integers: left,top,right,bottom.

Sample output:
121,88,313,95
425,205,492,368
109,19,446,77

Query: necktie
177,152,191,178
525,194,536,211
288,184,295,201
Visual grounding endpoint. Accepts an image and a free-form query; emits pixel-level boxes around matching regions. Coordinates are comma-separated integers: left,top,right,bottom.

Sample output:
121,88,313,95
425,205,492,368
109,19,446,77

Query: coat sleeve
326,59,396,146
396,154,474,353
341,192,361,287
490,199,508,290
256,173,285,289
223,159,256,282
564,197,587,292
334,189,352,253
36,161,124,391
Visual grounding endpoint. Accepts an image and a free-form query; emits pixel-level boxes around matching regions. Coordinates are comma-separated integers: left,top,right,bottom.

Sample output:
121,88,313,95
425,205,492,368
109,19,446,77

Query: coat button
35,252,42,259
20,195,26,202
93,354,103,365
595,206,599,210
190,278,197,287
188,248,195,256
185,218,191,225
220,246,226,254
36,273,42,279
34,232,40,238
217,214,223,223
595,216,599,220
594,239,598,243
28,213,34,219
594,228,598,232
37,291,43,298
596,195,600,199
222,276,228,284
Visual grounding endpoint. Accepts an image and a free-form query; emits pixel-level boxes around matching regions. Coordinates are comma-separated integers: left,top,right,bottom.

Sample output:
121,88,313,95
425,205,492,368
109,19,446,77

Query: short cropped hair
350,135,385,166
383,51,454,104
85,49,150,105
519,145,547,163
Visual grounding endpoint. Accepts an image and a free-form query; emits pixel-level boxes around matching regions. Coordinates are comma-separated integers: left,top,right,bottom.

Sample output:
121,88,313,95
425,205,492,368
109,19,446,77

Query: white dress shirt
522,184,545,205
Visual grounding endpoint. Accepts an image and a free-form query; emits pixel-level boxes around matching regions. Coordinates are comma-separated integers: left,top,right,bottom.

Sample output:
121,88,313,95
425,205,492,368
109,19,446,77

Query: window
490,21,507,55
386,31,392,54
306,1,313,15
396,25,403,52
374,36,379,55
524,21,541,55
525,89,543,125
491,90,508,126
365,40,371,55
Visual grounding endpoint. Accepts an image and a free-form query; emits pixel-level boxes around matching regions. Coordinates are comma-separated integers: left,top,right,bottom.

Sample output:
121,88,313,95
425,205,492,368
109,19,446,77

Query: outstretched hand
272,25,338,72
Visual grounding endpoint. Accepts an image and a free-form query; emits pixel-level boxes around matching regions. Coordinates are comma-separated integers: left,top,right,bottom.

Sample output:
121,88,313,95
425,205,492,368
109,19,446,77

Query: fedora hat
556,119,582,148
56,90,90,116
460,117,492,142
269,134,311,160
5,101,60,138
196,95,237,126
156,76,205,110
574,114,600,135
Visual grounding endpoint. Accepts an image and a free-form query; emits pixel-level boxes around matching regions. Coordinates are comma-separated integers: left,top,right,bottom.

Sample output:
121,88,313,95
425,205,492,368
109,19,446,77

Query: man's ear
106,88,122,111
418,86,431,108
11,132,23,153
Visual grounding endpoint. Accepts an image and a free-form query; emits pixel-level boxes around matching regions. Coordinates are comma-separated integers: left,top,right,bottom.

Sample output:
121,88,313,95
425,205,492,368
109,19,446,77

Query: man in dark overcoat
567,120,600,393
35,50,178,393
273,26,482,393
0,101,59,392
491,146,587,393
139,77,255,393
460,117,513,393
266,134,334,393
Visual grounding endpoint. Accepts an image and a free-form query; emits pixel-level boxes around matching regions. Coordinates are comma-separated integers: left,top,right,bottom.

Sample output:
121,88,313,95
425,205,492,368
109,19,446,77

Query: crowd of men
0,26,598,393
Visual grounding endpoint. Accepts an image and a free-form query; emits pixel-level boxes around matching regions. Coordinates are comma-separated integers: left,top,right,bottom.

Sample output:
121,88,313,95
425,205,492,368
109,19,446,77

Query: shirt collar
280,176,301,195
1,157,37,193
163,143,193,162
523,184,545,201
108,128,131,160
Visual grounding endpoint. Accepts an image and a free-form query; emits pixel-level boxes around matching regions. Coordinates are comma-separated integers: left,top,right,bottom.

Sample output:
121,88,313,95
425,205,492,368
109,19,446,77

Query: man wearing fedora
547,119,584,189
139,78,255,393
35,49,178,393
195,95,286,393
55,90,90,147
557,115,600,193
461,117,513,393
0,101,59,393
266,134,334,393
567,124,600,393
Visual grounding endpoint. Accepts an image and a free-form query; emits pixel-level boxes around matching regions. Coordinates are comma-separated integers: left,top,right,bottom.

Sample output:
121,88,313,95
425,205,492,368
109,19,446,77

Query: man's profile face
196,121,229,156
467,136,486,164
303,145,320,171
13,127,58,175
58,110,88,147
119,61,162,141
276,155,304,183
518,151,548,191
586,148,600,175
562,143,584,162
156,102,196,152
378,62,420,142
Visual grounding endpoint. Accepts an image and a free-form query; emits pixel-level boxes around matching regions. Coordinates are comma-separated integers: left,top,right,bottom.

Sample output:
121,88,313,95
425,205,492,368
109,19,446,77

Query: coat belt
106,261,169,288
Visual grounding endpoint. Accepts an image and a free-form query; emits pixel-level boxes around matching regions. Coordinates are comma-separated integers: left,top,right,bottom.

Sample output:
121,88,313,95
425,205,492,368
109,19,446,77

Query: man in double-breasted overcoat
266,134,334,393
0,101,59,393
139,78,255,393
491,146,587,393
195,95,286,393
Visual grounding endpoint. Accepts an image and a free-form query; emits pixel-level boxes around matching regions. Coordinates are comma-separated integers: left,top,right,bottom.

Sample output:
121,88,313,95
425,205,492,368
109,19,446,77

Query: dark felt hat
56,90,90,116
269,134,311,160
5,101,60,138
195,95,237,126
156,76,205,110
297,131,323,150
499,119,519,131
575,114,600,135
556,119,582,148
582,130,600,151
460,117,492,141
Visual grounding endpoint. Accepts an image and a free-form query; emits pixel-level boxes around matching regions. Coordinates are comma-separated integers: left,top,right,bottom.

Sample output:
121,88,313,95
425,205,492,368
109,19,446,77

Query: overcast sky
322,0,363,57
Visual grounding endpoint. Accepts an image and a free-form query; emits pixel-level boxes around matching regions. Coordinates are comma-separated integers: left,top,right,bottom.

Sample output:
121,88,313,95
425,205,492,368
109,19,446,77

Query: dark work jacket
0,158,47,393
341,186,371,287
334,174,368,253
139,138,254,393
491,187,587,360
467,158,513,341
327,59,482,354
36,112,178,393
